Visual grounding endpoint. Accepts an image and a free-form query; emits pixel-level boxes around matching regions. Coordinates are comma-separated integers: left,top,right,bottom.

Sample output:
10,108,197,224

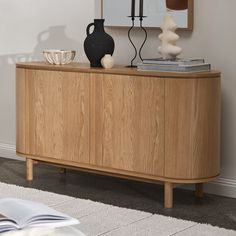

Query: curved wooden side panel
16,68,27,154
164,77,221,179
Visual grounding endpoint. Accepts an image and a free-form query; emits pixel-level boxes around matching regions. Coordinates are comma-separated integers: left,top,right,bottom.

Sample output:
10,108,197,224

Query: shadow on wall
0,52,33,143
33,25,81,61
220,90,234,176
0,25,80,143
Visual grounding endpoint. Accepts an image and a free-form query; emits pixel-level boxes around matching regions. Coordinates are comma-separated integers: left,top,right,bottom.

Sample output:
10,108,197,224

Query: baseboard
0,143,24,161
204,177,236,198
182,178,236,199
0,142,235,198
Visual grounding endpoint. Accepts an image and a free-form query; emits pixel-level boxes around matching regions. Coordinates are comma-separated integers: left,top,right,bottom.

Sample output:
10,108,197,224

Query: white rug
0,182,235,236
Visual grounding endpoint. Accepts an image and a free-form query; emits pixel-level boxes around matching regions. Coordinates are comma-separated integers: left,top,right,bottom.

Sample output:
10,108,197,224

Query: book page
1,226,86,236
0,214,18,233
0,198,78,228
0,214,8,221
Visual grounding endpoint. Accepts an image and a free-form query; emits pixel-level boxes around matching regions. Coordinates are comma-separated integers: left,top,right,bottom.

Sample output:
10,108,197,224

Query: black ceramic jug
84,19,115,67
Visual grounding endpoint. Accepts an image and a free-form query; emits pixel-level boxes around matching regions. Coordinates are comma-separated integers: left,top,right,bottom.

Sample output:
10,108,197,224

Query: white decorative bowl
43,50,76,65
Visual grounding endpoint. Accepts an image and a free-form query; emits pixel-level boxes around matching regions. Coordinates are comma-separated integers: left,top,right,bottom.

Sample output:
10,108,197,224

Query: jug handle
37,30,50,43
86,23,95,36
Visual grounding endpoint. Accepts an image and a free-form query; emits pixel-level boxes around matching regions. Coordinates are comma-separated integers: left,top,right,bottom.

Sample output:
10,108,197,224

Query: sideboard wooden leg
26,158,34,181
164,182,173,208
195,183,204,198
60,168,67,174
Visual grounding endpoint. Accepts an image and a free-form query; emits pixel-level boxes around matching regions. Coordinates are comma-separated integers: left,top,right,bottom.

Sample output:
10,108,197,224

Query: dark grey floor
0,158,235,231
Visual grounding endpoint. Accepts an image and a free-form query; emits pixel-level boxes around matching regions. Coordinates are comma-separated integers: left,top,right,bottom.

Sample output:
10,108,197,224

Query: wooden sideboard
16,62,221,208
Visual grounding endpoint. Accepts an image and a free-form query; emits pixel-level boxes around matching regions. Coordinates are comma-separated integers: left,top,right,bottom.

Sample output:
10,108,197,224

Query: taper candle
139,0,143,17
131,0,136,17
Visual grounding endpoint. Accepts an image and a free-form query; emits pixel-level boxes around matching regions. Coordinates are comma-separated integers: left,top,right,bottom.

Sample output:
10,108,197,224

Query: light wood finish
16,68,26,154
26,158,33,181
16,62,221,208
165,78,221,179
164,182,173,208
18,152,219,184
195,183,204,198
187,0,194,31
90,74,164,175
16,62,220,79
18,69,90,164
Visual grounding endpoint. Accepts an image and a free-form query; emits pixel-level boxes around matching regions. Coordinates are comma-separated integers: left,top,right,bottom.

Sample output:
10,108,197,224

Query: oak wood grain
17,152,219,184
164,182,173,208
25,70,90,164
90,74,165,176
16,68,26,154
164,78,221,179
16,65,221,208
16,62,221,79
26,158,33,181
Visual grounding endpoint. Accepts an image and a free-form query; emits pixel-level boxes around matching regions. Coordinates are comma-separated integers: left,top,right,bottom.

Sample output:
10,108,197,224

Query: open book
0,198,79,233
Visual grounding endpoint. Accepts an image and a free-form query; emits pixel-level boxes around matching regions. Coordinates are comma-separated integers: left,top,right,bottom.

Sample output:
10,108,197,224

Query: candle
139,0,143,17
131,0,135,17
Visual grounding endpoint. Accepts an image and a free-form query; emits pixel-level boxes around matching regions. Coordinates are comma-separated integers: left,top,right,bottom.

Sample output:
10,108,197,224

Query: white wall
0,0,94,144
1,0,236,197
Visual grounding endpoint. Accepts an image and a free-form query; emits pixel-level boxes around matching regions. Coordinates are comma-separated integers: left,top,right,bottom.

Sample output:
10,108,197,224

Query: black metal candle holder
127,16,147,68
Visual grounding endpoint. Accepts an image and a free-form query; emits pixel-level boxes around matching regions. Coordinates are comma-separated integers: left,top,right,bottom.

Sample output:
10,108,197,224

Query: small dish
43,50,76,65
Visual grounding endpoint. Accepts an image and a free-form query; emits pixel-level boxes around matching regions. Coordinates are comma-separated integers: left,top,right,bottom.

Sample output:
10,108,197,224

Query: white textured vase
158,15,182,59
101,54,114,69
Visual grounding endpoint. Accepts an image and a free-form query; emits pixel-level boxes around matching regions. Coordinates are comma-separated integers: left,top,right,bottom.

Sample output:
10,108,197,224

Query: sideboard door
24,70,90,164
90,74,165,176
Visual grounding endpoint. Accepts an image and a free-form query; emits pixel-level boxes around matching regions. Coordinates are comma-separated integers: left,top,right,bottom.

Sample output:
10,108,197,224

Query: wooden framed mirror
102,0,193,30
